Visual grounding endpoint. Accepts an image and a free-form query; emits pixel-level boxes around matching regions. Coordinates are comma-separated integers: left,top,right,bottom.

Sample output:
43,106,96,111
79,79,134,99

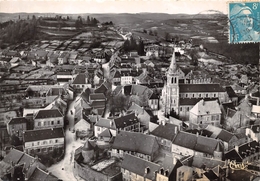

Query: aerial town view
0,0,260,181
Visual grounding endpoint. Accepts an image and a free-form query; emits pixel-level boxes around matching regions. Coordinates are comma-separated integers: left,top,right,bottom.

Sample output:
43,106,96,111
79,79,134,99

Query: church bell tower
164,48,179,116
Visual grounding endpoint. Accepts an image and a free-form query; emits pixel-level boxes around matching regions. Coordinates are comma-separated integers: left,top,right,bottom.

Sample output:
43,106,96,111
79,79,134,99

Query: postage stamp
229,2,260,43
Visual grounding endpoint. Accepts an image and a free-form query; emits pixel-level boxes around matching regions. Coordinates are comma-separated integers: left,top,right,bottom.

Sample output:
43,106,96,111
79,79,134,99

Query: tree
149,30,153,36
165,32,171,41
137,40,145,55
153,30,158,36
87,16,90,24
143,29,147,33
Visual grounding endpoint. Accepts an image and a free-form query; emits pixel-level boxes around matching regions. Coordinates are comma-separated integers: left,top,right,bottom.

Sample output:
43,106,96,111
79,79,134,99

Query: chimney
173,156,177,165
234,145,239,152
110,120,113,127
174,126,178,134
196,131,199,137
162,120,166,126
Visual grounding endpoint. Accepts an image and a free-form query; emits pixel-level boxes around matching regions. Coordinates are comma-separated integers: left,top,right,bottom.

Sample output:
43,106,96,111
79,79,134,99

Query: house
246,125,260,142
176,165,193,181
75,118,95,139
23,128,65,156
148,92,160,115
110,70,121,85
150,123,179,152
204,125,247,151
4,51,21,58
122,153,182,181
172,131,224,159
94,113,141,137
127,102,155,129
35,50,48,60
231,83,246,94
189,99,222,127
225,141,260,163
121,154,160,181
68,52,78,64
71,73,91,94
9,57,20,67
74,91,92,123
46,52,59,67
0,149,58,181
7,117,28,141
226,97,252,130
111,131,160,161
56,71,73,85
44,97,68,116
58,52,69,65
252,105,260,118
33,109,64,130
45,87,69,104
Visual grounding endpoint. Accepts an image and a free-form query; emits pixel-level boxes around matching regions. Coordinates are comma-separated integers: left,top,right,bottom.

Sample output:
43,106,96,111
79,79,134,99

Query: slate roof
34,109,63,119
72,73,88,84
216,129,235,142
192,156,225,169
179,84,225,93
28,167,58,181
3,149,46,170
180,97,218,106
226,86,238,98
150,123,179,141
172,131,223,155
121,154,159,181
250,125,260,133
8,117,27,125
113,113,139,129
95,118,116,130
99,128,112,138
112,131,159,156
23,128,64,142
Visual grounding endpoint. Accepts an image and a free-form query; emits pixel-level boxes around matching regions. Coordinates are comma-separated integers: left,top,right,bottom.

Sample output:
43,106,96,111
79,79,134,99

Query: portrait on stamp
229,2,260,43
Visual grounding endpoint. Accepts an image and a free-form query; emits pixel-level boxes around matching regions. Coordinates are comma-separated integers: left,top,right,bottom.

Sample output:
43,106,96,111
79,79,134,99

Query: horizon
0,0,228,15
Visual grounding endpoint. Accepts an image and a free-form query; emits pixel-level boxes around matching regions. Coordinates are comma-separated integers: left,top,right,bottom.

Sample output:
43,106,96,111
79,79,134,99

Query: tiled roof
90,101,106,109
151,123,179,141
204,125,222,138
23,128,64,142
179,84,225,93
8,117,27,125
121,154,159,180
190,99,221,116
112,131,159,155
34,109,63,119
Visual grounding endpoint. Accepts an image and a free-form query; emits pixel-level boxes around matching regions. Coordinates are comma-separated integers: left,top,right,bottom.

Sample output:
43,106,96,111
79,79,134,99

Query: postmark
229,2,260,43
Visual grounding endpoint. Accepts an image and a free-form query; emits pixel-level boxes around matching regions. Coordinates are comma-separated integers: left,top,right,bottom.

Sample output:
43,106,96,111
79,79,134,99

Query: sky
0,0,228,14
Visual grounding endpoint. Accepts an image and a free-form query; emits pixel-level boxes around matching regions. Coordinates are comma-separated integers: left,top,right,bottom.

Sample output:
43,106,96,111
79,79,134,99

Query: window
180,107,182,112
206,94,208,98
50,140,52,144
32,143,34,146
199,94,201,98
55,140,58,143
51,121,54,125
37,142,40,145
38,122,41,127
57,120,60,124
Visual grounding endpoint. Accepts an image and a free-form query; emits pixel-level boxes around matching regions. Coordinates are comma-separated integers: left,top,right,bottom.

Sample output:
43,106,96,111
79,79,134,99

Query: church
162,49,228,121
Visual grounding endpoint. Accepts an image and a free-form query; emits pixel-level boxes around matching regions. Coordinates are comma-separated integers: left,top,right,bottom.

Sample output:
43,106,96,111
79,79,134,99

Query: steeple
168,48,177,74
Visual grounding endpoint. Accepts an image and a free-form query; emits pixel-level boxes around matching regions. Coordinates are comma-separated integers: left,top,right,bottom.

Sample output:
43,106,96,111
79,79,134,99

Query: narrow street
48,99,85,181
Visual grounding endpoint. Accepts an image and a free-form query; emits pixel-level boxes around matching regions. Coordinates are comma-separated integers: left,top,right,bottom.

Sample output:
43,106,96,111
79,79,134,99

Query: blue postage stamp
229,2,260,43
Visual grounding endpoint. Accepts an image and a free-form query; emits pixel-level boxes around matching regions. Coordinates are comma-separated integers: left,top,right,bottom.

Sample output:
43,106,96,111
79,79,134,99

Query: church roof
179,84,225,93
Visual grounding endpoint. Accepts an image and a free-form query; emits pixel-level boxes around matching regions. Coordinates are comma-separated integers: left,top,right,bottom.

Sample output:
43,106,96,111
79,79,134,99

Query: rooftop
23,128,64,142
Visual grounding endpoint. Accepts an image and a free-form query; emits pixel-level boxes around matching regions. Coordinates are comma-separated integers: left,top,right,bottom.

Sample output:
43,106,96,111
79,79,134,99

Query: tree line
122,37,145,55
0,17,38,45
